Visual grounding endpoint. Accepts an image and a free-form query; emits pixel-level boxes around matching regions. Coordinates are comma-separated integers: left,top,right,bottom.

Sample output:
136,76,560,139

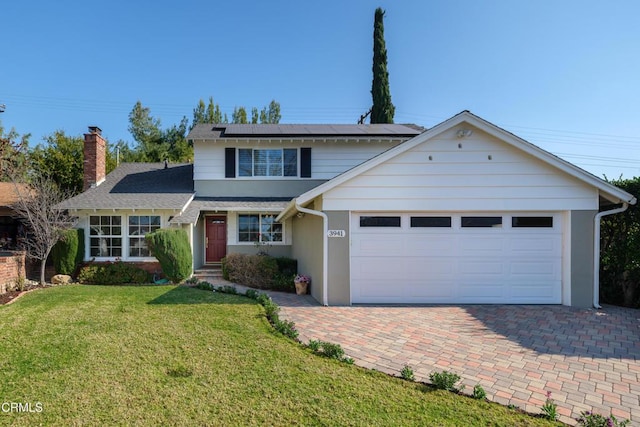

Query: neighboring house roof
278,111,637,220
187,123,424,141
0,182,29,208
59,163,194,211
169,197,291,225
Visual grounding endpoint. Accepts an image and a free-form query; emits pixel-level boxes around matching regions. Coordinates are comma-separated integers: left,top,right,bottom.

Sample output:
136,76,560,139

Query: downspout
295,203,329,306
593,202,628,308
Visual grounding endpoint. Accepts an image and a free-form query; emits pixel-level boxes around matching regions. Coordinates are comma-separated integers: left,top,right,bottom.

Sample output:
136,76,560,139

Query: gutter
593,202,629,309
294,203,329,306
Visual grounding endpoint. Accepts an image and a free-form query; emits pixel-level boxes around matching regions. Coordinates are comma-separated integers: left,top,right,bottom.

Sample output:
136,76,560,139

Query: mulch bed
0,284,45,306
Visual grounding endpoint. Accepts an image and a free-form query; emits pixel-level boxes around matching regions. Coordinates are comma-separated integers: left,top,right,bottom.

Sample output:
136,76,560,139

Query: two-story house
60,111,636,308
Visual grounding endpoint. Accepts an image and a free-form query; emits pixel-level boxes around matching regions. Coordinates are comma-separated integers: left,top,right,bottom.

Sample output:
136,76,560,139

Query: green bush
429,370,463,393
221,253,278,289
275,257,297,276
600,177,640,307
52,228,82,275
221,254,297,292
77,261,150,285
400,365,415,381
145,229,192,284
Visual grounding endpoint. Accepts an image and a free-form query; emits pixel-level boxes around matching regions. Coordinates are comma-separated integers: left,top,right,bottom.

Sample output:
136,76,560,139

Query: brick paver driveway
270,293,640,425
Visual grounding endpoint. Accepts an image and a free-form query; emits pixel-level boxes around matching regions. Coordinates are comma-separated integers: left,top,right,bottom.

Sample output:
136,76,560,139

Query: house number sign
327,230,346,238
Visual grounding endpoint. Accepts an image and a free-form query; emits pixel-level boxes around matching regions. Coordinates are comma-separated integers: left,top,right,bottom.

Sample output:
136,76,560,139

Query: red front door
205,216,227,263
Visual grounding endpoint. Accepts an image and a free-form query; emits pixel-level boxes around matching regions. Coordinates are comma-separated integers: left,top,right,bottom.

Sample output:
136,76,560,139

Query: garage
350,212,563,304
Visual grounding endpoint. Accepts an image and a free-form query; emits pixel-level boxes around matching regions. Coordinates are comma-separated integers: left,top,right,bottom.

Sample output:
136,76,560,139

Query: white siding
323,127,599,211
193,140,399,181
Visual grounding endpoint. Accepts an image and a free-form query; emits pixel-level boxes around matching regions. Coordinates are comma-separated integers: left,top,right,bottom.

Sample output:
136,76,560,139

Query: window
410,216,452,228
128,215,161,257
89,216,122,257
461,216,502,228
359,216,401,227
512,216,553,228
238,148,298,177
238,214,283,242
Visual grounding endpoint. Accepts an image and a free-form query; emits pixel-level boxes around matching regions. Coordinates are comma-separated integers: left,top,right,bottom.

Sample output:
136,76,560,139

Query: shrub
245,289,259,300
222,254,299,292
221,253,278,289
429,370,463,392
52,228,81,275
472,384,486,400
215,284,238,294
540,391,558,421
273,319,298,339
77,261,150,285
196,281,214,291
600,177,640,307
400,364,415,381
577,411,630,427
275,257,297,276
145,229,192,284
307,340,352,363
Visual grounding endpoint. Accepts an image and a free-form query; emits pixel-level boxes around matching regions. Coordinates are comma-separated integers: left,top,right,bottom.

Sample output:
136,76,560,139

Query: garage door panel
459,260,505,275
508,236,561,254
352,257,401,280
510,283,559,298
351,212,563,304
405,235,456,255
459,236,505,253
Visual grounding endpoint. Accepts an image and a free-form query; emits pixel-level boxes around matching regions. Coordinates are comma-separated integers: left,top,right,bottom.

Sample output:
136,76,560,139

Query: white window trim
236,213,286,245
88,215,124,260
86,213,164,262
127,214,162,260
236,147,299,179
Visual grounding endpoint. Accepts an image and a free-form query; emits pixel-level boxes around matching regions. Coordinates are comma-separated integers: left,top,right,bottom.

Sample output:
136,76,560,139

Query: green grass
0,285,562,426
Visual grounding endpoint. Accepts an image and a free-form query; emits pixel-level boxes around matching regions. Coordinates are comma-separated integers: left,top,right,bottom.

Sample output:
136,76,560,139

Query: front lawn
0,285,561,426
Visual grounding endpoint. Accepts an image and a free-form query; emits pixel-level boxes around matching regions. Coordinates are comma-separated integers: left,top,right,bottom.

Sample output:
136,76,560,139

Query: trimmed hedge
600,177,640,307
222,254,296,292
77,261,150,285
52,228,83,275
145,229,192,284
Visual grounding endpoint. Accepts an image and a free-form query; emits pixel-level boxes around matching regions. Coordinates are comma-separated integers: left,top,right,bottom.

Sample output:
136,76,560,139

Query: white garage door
350,213,563,304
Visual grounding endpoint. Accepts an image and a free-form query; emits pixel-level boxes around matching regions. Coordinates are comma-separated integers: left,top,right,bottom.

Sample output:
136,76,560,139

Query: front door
205,216,227,263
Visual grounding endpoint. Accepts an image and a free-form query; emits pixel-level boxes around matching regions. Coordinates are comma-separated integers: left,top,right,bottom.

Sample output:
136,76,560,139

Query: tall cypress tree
370,7,395,124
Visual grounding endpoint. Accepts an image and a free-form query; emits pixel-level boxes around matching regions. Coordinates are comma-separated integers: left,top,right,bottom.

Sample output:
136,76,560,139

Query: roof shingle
59,163,194,210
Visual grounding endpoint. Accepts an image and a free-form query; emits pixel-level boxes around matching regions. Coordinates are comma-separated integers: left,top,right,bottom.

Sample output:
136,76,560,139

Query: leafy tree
11,174,76,285
128,101,192,162
600,176,640,307
29,131,84,195
259,100,281,124
128,101,162,145
192,97,281,127
370,7,395,124
232,106,248,124
0,121,30,181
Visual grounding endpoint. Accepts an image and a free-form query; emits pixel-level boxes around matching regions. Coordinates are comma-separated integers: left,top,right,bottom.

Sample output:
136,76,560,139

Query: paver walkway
203,279,640,425
269,293,640,425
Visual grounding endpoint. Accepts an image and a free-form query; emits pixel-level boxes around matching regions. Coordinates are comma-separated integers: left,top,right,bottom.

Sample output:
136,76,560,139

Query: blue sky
2,0,639,179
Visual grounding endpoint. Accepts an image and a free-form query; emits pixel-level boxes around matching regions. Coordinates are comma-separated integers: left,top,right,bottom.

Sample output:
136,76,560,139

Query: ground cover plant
0,285,563,426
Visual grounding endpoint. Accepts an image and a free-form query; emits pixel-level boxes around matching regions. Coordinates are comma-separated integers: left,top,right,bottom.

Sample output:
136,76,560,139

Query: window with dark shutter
225,148,236,178
300,147,312,178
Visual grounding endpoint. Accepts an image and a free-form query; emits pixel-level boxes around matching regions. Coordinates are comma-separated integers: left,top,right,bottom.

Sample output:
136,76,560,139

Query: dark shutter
225,148,236,178
300,147,311,178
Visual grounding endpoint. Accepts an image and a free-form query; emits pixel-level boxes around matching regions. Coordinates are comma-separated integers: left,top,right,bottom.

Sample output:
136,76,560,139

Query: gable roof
187,123,423,141
278,111,636,220
59,163,194,211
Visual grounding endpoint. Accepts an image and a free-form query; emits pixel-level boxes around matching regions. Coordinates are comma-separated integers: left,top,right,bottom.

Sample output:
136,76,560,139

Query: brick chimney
83,126,106,191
